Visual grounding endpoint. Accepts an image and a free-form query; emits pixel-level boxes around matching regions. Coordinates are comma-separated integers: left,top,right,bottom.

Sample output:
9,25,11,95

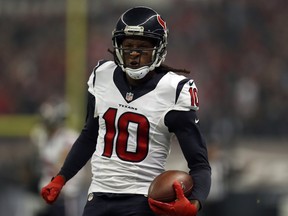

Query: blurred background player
30,97,88,216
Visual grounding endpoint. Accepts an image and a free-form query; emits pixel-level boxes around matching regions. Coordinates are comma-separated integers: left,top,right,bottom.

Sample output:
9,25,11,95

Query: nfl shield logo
126,92,134,101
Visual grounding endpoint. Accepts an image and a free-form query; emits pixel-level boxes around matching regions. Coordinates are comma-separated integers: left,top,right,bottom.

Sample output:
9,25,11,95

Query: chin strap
125,66,151,80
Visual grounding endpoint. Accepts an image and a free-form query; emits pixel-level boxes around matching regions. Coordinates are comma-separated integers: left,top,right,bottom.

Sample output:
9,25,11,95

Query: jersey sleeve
87,60,113,118
174,79,199,111
87,60,109,97
165,110,211,207
87,71,96,96
58,92,99,181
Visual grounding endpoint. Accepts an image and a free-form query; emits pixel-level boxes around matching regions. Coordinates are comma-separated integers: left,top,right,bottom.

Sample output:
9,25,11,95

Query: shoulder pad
87,60,115,96
175,79,199,111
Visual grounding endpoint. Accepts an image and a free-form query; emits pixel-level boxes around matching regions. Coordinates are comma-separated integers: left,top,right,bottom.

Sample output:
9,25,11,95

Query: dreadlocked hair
107,48,191,74
156,64,190,74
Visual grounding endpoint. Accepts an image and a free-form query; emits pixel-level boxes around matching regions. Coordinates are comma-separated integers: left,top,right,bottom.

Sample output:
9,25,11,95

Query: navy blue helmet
112,6,168,79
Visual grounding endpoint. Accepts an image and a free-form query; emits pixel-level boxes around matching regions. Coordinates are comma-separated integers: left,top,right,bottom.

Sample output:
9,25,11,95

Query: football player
41,6,211,216
31,98,87,216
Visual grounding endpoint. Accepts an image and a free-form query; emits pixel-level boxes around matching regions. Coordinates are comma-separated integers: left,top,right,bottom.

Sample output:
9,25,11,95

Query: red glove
148,181,198,216
41,175,66,204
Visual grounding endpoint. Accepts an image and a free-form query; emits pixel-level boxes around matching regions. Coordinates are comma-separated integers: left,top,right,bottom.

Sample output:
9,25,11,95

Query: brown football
148,170,193,202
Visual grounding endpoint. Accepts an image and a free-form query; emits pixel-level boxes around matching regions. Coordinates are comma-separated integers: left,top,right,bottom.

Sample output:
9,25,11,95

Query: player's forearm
58,93,98,181
188,168,211,208
58,129,96,181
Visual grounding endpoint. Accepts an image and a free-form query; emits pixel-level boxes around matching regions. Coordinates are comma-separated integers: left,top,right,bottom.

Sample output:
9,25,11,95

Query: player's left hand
148,181,198,216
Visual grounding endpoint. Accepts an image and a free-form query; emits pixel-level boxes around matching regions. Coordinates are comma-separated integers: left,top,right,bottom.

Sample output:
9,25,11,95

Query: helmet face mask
112,6,168,80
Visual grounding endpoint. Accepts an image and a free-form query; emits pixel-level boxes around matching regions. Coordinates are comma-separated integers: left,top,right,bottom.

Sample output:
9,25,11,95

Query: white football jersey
87,60,199,195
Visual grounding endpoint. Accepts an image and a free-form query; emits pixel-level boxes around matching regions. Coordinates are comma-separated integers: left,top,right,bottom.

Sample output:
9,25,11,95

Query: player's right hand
41,175,66,204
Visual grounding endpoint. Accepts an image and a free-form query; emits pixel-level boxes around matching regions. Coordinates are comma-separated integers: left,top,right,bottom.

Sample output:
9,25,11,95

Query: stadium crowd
1,0,287,138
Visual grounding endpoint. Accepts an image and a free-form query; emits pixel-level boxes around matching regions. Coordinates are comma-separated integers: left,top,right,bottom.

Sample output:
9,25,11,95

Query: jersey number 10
102,108,150,162
189,87,199,107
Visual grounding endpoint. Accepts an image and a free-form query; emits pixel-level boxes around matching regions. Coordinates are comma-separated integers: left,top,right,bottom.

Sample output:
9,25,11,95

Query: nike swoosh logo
195,119,200,124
